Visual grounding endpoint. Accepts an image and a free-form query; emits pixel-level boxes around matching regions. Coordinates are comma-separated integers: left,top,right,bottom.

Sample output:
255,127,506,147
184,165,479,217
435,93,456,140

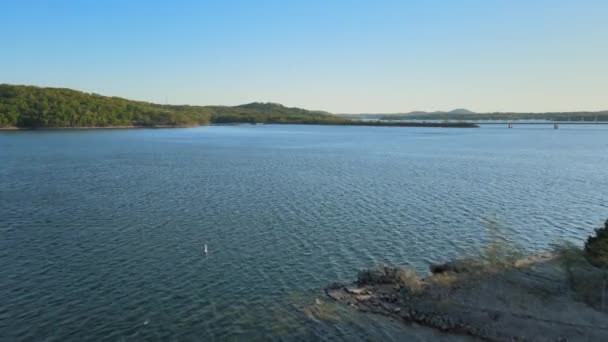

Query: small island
0,84,477,129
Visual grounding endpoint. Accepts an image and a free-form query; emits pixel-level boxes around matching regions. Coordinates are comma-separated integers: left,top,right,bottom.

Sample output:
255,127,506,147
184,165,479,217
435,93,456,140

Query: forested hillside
0,84,213,127
0,84,347,128
0,84,478,128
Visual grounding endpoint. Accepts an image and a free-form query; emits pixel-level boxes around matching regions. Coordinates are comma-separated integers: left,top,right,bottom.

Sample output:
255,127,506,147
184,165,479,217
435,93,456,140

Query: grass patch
477,217,525,269
433,217,526,275
357,265,422,293
554,242,608,312
427,272,459,287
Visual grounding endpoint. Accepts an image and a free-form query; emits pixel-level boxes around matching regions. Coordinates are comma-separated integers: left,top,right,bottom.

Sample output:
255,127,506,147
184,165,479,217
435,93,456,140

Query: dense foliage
585,219,608,267
206,102,346,125
0,84,349,128
0,84,477,128
0,84,215,127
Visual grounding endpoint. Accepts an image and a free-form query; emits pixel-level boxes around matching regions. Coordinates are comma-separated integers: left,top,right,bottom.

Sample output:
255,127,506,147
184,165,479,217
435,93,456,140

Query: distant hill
0,84,477,129
402,109,476,115
342,108,608,122
341,109,476,119
448,108,476,115
1,85,603,128
0,84,347,128
236,102,331,116
378,110,608,121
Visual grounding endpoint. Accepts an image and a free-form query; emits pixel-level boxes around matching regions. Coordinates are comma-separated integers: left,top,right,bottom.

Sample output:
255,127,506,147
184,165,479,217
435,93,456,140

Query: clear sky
2,0,607,113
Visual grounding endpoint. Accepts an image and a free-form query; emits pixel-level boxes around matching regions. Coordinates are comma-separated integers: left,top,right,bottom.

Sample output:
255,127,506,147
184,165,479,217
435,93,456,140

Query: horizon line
3,83,607,115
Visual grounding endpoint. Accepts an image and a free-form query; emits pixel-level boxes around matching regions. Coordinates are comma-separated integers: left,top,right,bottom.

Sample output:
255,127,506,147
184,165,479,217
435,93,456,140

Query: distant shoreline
0,121,479,131
0,125,191,131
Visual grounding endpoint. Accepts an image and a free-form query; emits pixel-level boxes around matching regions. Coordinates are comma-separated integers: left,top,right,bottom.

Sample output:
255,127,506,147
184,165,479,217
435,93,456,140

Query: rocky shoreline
325,252,608,341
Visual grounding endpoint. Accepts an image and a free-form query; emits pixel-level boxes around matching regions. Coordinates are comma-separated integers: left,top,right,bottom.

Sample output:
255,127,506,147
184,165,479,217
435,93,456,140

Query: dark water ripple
1,124,607,341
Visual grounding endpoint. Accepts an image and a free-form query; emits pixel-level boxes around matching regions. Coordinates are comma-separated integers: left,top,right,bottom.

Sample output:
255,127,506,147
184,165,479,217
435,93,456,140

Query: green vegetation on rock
585,219,608,267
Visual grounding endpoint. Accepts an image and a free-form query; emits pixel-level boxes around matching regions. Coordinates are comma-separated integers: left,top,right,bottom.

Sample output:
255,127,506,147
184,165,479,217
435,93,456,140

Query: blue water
1,124,607,341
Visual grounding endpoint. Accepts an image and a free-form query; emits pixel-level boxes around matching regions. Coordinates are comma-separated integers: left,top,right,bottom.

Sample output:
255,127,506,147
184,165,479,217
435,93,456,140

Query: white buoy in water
204,243,208,255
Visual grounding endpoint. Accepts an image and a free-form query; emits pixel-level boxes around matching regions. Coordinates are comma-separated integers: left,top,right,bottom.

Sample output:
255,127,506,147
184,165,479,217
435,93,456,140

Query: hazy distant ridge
342,108,608,121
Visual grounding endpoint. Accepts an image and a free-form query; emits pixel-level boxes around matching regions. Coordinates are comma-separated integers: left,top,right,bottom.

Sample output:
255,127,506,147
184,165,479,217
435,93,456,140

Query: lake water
1,124,607,341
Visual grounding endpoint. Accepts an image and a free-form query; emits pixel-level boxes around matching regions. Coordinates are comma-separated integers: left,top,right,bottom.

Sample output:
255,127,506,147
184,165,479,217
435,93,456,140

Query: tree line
0,84,477,128
0,84,350,128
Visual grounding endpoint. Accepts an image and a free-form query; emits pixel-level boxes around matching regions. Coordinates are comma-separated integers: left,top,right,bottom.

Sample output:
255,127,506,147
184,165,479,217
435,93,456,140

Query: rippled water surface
1,124,607,341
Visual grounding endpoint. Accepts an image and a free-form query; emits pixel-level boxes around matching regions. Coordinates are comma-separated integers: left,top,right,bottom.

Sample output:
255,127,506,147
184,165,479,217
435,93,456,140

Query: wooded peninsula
0,84,477,129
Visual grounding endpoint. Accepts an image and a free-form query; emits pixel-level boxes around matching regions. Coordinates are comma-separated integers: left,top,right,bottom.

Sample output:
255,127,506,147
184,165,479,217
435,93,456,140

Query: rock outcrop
326,253,608,341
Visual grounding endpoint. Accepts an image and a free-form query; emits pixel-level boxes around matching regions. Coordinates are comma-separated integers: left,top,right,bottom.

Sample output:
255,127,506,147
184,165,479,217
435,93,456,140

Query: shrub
584,219,608,267
555,242,608,312
357,265,421,292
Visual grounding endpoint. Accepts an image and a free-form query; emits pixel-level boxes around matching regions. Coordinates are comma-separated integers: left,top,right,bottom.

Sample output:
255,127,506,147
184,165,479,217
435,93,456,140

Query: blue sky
1,0,607,113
